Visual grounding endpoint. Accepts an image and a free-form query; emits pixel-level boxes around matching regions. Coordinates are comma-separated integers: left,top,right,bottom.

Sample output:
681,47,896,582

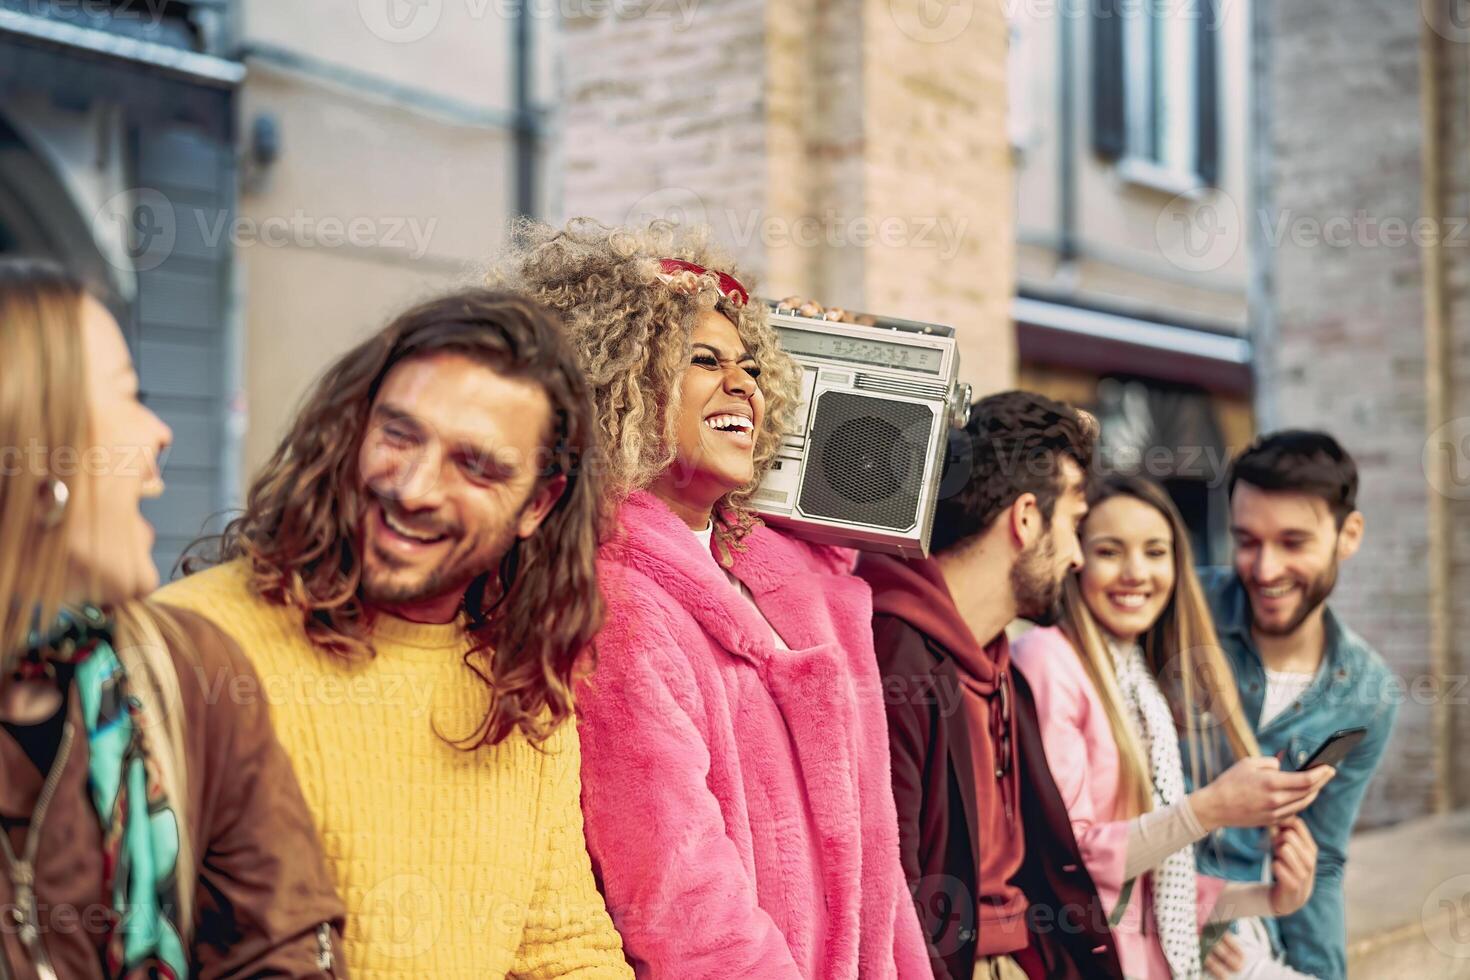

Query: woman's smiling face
652,309,765,525
1077,494,1177,644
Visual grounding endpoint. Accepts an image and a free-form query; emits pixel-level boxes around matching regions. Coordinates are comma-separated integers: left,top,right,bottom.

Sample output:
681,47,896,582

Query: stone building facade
557,0,1016,397
1252,0,1470,826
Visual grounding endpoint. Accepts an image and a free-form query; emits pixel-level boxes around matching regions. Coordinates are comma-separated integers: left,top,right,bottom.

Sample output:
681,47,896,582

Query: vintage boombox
753,300,972,557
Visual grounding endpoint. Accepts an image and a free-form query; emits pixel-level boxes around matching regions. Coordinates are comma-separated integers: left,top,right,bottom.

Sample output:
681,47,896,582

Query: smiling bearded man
156,290,632,980
1196,430,1398,980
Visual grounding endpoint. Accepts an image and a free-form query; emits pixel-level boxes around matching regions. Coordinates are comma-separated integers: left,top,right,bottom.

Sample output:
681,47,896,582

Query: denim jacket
1193,568,1399,980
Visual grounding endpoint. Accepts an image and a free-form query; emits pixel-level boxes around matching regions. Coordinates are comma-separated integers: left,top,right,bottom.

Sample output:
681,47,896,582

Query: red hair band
657,258,749,309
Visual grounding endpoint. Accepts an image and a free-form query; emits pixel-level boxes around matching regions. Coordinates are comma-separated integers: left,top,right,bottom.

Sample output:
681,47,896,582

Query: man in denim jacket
1197,431,1398,979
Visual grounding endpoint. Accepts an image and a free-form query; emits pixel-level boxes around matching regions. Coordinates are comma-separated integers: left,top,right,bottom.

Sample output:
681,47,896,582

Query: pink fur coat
575,491,931,979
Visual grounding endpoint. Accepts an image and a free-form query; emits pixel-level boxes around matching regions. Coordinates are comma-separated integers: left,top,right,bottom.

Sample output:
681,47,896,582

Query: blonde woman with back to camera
0,259,345,978
1011,475,1332,980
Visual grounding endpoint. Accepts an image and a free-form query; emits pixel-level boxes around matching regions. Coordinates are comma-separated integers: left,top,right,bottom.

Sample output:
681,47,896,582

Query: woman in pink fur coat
499,219,931,979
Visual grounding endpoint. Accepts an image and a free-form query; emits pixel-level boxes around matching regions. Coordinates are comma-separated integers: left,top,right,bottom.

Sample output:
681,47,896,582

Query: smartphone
1294,727,1368,771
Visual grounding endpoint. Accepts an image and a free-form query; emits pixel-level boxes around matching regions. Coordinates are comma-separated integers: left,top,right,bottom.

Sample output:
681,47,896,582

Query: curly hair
491,218,804,523
931,389,1098,554
183,289,605,748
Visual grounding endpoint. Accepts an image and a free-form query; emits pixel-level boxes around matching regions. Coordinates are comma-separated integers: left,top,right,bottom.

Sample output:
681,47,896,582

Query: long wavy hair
1058,474,1259,818
0,259,195,926
492,218,803,533
184,289,605,747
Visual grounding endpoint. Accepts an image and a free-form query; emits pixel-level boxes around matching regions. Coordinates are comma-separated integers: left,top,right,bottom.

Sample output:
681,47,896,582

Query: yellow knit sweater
157,561,630,980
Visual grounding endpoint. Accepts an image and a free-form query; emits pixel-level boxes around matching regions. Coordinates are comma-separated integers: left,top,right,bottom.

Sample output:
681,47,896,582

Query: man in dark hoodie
858,389,1122,980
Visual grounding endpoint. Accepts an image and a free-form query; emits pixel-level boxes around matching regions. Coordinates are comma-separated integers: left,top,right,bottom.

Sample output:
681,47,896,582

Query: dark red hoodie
858,553,1029,962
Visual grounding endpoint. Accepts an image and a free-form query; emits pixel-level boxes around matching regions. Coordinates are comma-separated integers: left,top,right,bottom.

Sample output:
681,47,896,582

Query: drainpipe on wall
511,0,535,218
1419,10,1452,816
1247,0,1276,432
1058,1,1078,265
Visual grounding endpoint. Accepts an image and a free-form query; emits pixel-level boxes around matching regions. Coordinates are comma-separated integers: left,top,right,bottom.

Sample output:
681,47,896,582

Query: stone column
558,0,1015,395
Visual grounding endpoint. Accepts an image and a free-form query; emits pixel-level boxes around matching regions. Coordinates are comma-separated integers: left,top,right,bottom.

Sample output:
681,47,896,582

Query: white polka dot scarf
1110,639,1202,979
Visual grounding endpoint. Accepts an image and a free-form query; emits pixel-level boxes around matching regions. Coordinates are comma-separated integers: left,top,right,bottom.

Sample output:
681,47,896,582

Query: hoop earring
41,479,69,530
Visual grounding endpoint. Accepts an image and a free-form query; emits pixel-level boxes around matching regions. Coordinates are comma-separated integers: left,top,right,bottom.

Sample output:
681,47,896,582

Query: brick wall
1258,0,1446,826
557,0,1013,395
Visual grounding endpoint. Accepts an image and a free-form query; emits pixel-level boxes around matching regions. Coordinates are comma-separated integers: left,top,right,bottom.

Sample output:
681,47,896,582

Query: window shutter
1195,0,1220,184
1092,0,1127,160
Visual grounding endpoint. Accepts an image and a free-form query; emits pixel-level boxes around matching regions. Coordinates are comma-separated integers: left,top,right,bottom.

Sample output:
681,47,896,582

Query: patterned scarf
25,608,188,979
1108,638,1202,980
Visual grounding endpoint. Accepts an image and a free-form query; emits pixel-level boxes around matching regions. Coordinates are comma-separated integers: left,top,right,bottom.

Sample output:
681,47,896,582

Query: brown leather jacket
0,605,347,980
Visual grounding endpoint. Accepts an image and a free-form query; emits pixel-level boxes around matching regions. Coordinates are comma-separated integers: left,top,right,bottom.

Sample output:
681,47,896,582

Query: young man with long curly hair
157,290,632,979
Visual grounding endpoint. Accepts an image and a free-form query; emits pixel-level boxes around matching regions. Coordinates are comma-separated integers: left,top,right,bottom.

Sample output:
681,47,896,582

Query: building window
1122,6,1198,187
1007,17,1036,153
1093,0,1219,190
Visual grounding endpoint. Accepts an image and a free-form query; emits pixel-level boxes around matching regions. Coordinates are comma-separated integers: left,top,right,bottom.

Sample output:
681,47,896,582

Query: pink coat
575,491,931,979
1011,626,1227,980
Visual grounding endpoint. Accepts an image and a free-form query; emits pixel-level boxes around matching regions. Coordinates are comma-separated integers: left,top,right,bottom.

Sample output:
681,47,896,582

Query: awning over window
0,9,242,142
1015,294,1253,395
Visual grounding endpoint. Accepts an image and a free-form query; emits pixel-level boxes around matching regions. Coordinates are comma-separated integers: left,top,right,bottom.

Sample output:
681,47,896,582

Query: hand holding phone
1293,727,1368,771
1188,756,1334,831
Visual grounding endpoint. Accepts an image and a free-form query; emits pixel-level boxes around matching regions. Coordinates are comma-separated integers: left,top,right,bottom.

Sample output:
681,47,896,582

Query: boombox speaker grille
797,391,933,531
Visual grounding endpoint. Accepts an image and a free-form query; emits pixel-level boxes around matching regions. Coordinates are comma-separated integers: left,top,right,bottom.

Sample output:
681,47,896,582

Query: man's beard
1250,556,1338,637
1013,533,1065,627
360,493,521,610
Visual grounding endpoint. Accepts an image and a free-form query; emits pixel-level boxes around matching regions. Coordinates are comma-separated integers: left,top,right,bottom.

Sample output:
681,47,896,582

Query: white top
1258,668,1316,728
693,523,789,651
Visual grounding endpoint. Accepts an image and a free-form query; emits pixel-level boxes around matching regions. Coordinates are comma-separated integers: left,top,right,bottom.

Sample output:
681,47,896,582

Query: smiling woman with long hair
1012,475,1332,979
0,259,344,978
497,218,929,979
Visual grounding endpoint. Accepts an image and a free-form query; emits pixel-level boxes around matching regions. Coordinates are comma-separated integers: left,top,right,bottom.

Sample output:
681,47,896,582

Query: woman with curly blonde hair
497,219,930,979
